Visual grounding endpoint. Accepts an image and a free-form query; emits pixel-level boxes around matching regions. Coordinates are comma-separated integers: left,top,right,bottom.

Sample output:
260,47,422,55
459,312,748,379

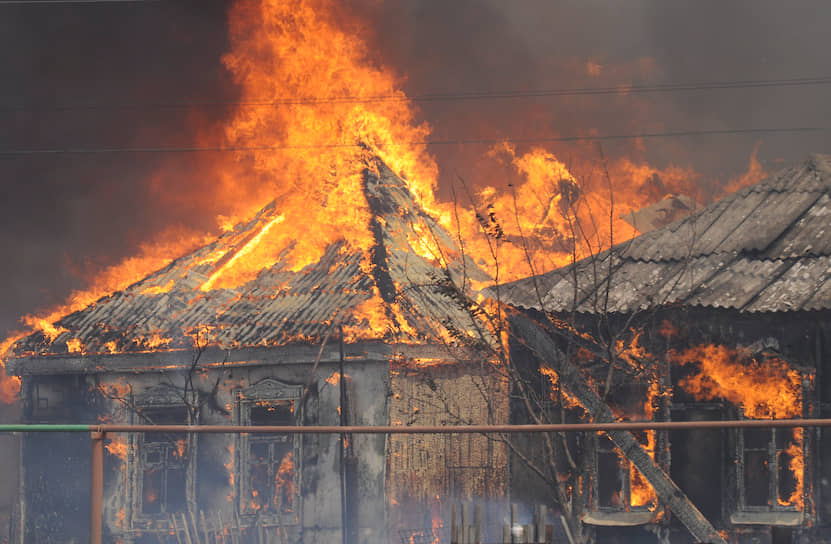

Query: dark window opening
597,444,623,508
738,427,802,511
30,379,69,421
743,450,770,507
595,430,657,511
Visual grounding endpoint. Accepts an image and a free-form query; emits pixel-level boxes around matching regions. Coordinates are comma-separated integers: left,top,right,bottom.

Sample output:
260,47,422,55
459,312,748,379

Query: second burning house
501,154,831,544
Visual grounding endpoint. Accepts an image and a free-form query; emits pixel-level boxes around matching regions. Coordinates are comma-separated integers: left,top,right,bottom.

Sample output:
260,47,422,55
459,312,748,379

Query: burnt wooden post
90,430,105,544
509,312,727,544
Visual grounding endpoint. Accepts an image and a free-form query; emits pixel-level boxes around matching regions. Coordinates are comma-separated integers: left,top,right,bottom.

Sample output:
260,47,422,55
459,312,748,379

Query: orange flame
225,442,235,502
453,144,699,282
0,0,766,407
66,338,84,354
629,380,659,508
539,364,582,410
0,334,22,403
672,345,802,420
174,438,188,459
105,437,129,461
274,451,295,509
215,0,440,280
430,495,442,544
200,214,285,291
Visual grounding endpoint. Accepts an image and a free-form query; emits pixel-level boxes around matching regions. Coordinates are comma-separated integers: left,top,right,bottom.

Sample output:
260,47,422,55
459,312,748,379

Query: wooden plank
181,512,194,544
509,311,727,544
169,514,183,544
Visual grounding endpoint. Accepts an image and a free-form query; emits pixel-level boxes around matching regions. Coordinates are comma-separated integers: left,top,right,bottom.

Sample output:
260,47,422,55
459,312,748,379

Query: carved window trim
127,385,197,530
234,378,304,525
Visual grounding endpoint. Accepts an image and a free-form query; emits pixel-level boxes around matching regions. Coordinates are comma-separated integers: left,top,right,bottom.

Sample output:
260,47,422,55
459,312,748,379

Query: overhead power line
0,127,823,156
3,75,831,113
0,0,158,4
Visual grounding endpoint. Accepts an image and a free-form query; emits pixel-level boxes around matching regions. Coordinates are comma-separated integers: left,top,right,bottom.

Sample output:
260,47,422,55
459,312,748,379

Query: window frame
735,425,803,513
136,406,191,516
590,432,663,513
588,381,664,514
127,386,197,530
234,378,304,524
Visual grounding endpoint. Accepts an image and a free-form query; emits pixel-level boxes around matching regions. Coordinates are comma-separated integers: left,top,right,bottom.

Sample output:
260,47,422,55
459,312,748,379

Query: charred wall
388,362,509,542
14,353,389,544
17,375,98,542
509,307,831,543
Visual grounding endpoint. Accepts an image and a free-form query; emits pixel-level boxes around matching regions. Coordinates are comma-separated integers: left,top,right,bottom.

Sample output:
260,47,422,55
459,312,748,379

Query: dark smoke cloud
1,0,830,337
0,1,236,335
355,0,831,186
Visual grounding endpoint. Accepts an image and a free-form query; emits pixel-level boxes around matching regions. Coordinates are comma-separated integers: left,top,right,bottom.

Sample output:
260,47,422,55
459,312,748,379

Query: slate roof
498,154,831,314
8,159,489,359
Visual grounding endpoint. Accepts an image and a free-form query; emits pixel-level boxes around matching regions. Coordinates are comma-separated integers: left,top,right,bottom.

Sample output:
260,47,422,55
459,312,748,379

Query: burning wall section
507,307,824,544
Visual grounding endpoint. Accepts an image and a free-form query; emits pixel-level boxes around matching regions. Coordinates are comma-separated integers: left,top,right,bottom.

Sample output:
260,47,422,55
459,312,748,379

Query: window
122,386,196,528
137,406,190,515
235,379,303,520
595,434,625,508
246,402,296,514
592,433,657,511
591,382,660,513
29,377,73,421
737,427,803,511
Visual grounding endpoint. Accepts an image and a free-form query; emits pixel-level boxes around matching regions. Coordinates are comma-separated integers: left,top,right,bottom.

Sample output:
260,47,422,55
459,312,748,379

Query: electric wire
0,127,823,156
0,0,158,4
3,75,831,113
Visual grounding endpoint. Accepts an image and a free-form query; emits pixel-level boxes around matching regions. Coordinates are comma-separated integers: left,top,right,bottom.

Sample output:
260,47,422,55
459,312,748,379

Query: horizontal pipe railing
3,418,829,544
0,418,830,434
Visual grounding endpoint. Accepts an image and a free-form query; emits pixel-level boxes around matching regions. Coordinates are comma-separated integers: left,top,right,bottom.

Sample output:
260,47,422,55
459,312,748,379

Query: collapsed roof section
499,154,831,314
9,159,490,360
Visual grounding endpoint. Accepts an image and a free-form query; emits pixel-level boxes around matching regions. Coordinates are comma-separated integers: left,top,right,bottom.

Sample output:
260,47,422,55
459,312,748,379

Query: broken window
592,433,657,511
235,379,303,520
590,382,660,512
737,426,803,511
137,406,190,515
596,434,625,508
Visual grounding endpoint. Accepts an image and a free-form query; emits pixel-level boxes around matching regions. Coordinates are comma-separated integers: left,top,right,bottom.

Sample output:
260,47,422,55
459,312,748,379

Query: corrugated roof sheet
500,154,831,314
9,160,490,359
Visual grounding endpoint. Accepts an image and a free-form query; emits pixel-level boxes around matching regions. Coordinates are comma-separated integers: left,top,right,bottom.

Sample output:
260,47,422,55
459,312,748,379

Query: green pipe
0,424,92,432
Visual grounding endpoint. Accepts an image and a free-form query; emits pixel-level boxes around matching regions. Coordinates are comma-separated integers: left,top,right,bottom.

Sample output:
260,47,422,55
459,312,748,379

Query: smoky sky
1,0,830,338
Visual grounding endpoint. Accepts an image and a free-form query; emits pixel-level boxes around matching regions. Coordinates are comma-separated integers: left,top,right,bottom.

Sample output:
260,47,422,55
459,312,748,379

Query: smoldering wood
509,311,727,544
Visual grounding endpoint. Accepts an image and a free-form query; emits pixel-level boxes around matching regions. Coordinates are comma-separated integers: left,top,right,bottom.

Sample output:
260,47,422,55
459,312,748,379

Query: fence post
90,430,105,544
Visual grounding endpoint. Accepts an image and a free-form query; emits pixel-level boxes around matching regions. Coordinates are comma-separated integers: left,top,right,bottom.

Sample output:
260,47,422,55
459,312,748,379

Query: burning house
499,154,831,543
3,158,508,543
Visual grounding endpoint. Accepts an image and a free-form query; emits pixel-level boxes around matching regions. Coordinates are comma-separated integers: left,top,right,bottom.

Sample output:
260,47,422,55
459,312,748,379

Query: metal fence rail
2,419,830,544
